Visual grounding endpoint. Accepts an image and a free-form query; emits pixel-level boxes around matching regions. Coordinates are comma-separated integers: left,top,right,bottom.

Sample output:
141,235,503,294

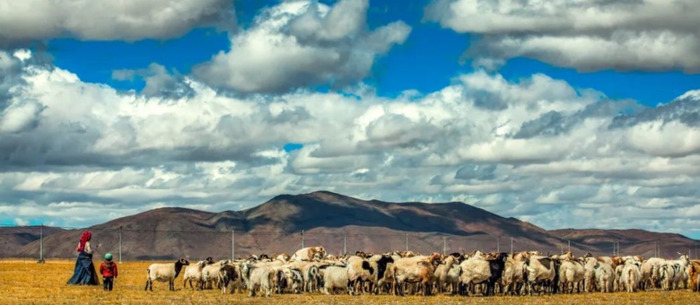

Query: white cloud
1,49,700,238
194,0,411,93
0,100,44,133
13,218,28,226
0,0,234,44
426,0,700,72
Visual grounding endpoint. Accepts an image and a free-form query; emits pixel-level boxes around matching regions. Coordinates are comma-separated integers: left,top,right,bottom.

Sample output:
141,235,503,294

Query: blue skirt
67,251,99,285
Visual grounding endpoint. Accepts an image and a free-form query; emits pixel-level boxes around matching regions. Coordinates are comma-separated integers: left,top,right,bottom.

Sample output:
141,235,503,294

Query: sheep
459,254,491,296
669,254,690,289
279,266,304,294
620,262,642,292
502,252,529,296
145,258,190,291
219,264,238,294
292,246,326,261
641,257,665,289
241,262,276,297
202,259,231,290
306,264,321,293
346,255,374,295
392,253,441,296
594,261,614,293
584,257,613,293
433,255,458,294
484,252,508,296
183,260,209,290
368,254,395,295
558,258,585,293
689,260,700,292
614,264,624,292
526,256,560,295
320,265,349,295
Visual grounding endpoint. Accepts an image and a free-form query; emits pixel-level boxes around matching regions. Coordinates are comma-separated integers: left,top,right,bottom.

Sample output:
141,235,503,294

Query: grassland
1,259,700,305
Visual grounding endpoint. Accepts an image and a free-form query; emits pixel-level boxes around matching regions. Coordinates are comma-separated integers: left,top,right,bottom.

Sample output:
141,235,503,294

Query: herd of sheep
144,246,700,296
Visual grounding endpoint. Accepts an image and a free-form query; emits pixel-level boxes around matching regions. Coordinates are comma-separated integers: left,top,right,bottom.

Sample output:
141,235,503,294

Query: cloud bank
426,0,700,72
2,48,700,238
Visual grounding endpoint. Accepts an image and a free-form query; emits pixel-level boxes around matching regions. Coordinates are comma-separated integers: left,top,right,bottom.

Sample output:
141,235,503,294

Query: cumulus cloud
194,0,411,93
426,0,700,72
3,49,700,238
0,0,234,45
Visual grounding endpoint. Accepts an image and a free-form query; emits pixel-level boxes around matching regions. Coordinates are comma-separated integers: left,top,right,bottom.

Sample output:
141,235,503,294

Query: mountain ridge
6,191,699,260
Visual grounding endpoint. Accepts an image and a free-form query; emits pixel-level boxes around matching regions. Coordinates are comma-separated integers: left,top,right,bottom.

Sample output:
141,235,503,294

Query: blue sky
1,0,700,238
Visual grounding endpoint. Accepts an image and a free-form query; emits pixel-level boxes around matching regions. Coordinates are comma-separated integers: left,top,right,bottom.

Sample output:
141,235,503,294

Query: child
99,253,118,291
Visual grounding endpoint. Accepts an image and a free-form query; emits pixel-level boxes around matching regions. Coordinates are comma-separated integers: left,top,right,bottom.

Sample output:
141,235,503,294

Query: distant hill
549,228,699,258
0,226,64,257
10,191,700,260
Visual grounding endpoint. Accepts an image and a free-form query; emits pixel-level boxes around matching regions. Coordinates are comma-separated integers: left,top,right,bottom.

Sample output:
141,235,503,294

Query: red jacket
100,261,118,278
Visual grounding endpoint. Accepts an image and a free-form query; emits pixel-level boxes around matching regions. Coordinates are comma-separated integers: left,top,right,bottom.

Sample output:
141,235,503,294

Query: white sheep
620,262,642,292
241,262,276,297
320,265,349,295
145,258,190,291
202,259,231,290
183,260,208,290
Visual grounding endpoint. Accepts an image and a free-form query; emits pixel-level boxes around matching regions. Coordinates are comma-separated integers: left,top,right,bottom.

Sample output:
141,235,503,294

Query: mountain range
5,191,699,260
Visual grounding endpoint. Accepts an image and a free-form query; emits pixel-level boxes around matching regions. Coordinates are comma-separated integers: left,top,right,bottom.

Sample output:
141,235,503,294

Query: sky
1,0,700,238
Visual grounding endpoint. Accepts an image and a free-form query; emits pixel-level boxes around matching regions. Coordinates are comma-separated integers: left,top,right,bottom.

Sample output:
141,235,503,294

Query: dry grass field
1,259,700,305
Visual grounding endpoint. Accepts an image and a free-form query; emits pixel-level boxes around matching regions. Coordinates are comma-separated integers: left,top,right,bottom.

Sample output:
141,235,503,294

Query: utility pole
301,230,305,249
510,237,514,254
405,233,408,252
618,242,621,256
653,242,658,257
443,236,447,255
118,226,123,263
38,224,44,263
231,229,235,261
612,242,616,256
343,234,347,255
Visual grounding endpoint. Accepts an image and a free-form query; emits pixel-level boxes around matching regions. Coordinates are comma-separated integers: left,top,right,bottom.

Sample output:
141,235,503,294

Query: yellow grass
1,259,700,305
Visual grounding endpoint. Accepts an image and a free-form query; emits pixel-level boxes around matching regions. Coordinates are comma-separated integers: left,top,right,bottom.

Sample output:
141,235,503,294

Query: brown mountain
12,191,700,260
0,225,64,257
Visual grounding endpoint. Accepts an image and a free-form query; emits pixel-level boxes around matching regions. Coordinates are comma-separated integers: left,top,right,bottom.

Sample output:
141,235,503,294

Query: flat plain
1,259,699,305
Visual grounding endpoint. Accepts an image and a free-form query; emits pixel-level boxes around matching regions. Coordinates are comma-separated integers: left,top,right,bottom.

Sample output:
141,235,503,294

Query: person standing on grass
99,253,118,291
67,231,99,285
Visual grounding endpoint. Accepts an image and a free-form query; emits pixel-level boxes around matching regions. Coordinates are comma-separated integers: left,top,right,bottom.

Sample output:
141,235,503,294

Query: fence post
497,236,500,252
232,229,235,261
568,240,571,253
301,230,305,249
343,234,347,255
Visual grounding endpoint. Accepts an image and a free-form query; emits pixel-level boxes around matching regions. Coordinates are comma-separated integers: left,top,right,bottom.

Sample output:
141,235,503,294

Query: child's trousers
103,277,114,291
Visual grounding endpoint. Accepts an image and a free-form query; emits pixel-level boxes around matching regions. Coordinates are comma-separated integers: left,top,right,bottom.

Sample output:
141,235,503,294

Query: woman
67,231,99,285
